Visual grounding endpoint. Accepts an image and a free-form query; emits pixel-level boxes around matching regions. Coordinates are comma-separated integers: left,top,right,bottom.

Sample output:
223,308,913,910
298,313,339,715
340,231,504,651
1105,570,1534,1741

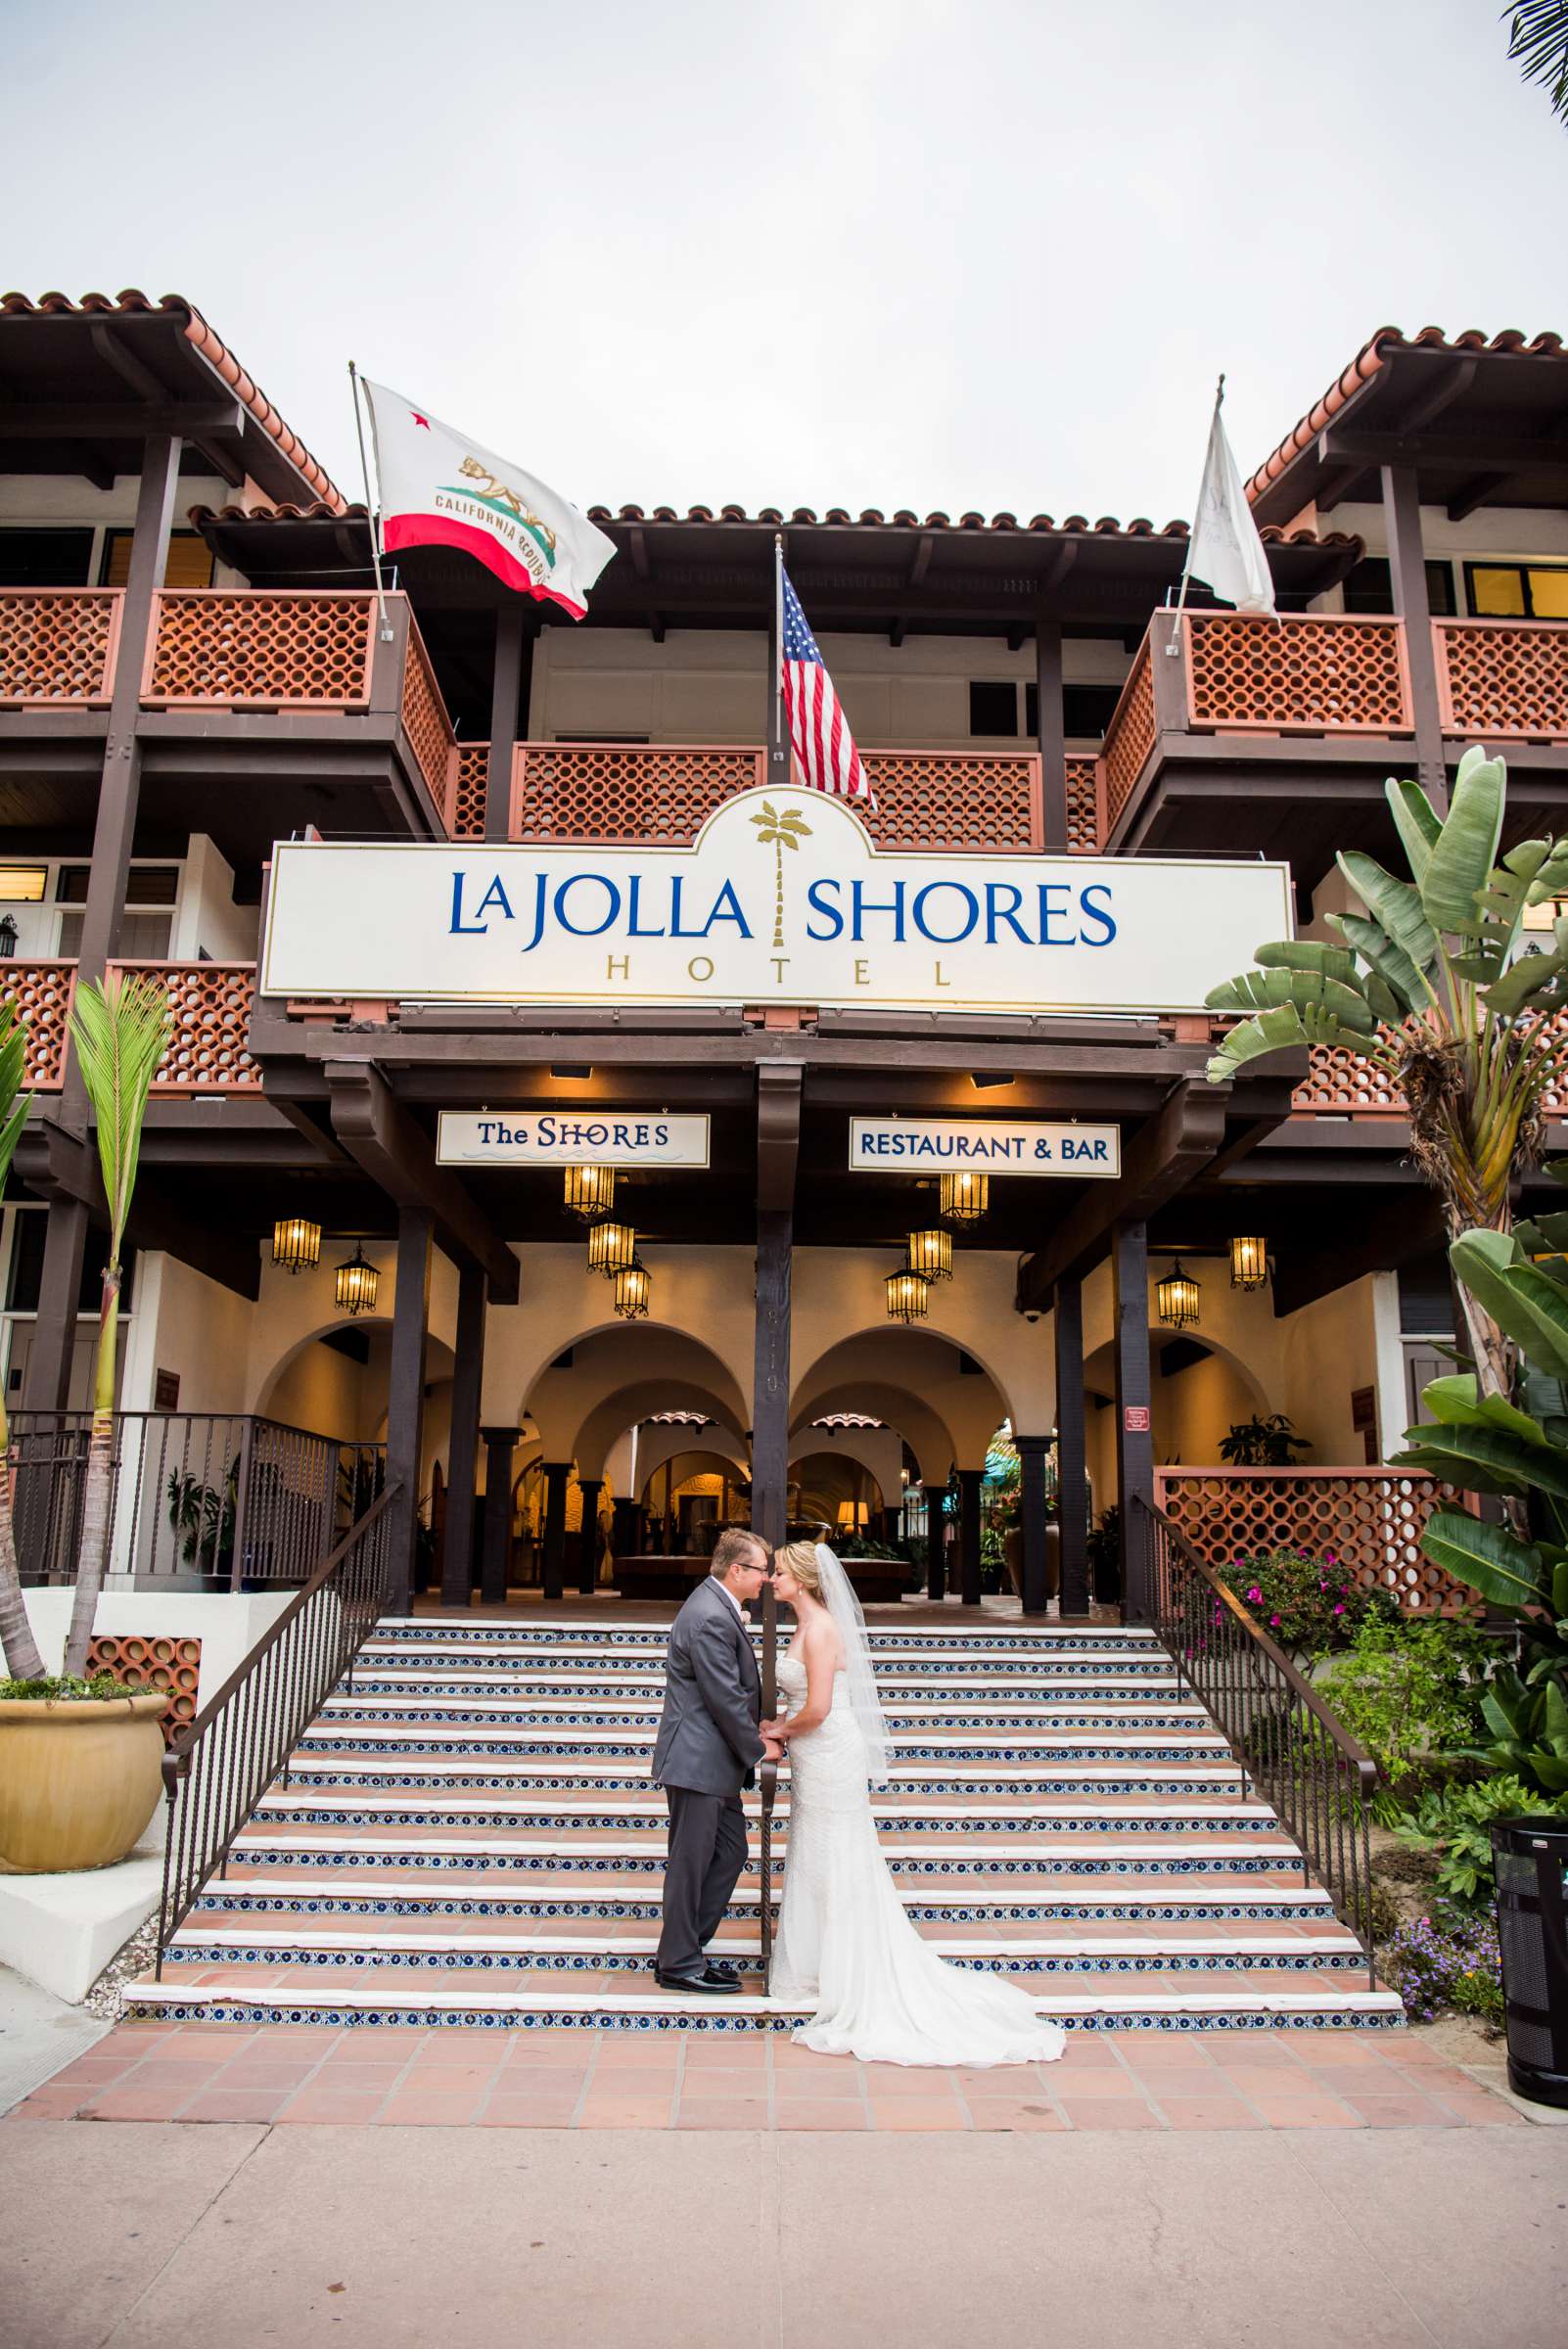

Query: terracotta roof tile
1245,322,1568,506
0,287,346,512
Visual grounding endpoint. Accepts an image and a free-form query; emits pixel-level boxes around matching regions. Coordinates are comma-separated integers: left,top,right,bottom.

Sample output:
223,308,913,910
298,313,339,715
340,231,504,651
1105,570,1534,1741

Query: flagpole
768,532,789,789
1167,372,1225,658
347,360,393,642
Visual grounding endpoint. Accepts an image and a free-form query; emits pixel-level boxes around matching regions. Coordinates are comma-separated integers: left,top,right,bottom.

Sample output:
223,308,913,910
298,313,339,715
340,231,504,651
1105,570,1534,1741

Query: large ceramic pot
1002,1526,1062,1603
0,1693,169,1874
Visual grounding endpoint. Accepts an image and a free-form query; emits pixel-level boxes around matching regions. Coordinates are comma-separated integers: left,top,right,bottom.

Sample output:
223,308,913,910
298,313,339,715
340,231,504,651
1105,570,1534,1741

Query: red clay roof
0,288,346,512
1244,323,1568,508
190,497,1352,548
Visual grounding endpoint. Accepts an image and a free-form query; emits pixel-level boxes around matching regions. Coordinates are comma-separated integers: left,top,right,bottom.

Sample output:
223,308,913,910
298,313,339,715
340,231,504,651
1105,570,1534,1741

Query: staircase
126,1616,1404,2038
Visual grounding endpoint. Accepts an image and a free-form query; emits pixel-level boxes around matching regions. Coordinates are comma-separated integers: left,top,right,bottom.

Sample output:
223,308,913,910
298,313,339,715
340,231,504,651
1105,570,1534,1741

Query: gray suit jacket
651,1576,765,1795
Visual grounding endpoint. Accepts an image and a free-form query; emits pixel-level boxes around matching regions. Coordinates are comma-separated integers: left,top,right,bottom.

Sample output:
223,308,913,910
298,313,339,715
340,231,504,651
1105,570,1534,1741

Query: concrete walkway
2,2121,1563,2349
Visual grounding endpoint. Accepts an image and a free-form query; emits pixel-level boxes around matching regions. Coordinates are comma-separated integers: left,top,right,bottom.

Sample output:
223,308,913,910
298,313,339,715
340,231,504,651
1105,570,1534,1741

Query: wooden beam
1015,1078,1231,1309
324,1060,520,1300
1113,1221,1154,1621
1447,473,1514,524
0,401,244,439
1322,426,1568,473
752,1062,802,1549
440,1258,486,1606
757,1060,804,1213
1381,462,1447,806
1054,1276,1089,1613
1271,1188,1443,1318
386,1207,432,1612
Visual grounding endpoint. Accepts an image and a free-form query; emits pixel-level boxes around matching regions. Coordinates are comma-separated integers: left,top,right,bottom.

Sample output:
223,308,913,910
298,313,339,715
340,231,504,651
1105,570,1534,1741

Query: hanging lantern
886,1267,930,1323
906,1227,953,1281
939,1170,989,1224
1156,1259,1201,1329
334,1245,379,1316
563,1165,616,1222
587,1221,637,1278
271,1216,322,1275
1229,1235,1268,1291
614,1258,651,1319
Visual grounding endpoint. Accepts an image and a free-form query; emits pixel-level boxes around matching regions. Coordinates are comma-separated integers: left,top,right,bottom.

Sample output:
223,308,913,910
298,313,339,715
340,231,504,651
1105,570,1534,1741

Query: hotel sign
261,787,1291,1018
437,1111,711,1167
850,1118,1121,1176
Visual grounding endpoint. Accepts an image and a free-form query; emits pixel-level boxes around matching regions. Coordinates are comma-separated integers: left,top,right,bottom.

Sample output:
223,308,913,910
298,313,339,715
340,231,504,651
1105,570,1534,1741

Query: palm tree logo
750,802,812,949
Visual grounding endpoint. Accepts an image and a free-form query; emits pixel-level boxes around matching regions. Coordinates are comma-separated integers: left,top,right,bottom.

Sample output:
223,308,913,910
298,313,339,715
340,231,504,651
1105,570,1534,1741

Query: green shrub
1320,1613,1494,1790
0,1670,126,1702
1231,1547,1396,1663
1383,1910,1505,2027
1391,1775,1562,1909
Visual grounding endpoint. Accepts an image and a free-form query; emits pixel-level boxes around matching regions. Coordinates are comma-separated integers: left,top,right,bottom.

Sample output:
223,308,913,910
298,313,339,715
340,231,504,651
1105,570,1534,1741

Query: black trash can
1491,1817,1568,2108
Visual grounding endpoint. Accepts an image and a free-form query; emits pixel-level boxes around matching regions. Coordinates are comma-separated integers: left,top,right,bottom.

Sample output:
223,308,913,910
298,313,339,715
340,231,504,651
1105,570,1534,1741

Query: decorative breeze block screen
1435,621,1568,740
143,591,375,707
0,589,120,706
1065,757,1100,852
858,752,1038,852
448,743,489,838
1154,1470,1477,1616
399,625,457,806
1184,615,1410,734
107,962,261,1092
1,963,75,1087
512,745,766,845
1101,642,1155,829
87,1633,202,1747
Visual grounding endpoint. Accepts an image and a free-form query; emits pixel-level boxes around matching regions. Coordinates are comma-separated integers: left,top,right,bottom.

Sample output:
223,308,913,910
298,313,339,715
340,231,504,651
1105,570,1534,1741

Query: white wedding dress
769,1651,1067,2068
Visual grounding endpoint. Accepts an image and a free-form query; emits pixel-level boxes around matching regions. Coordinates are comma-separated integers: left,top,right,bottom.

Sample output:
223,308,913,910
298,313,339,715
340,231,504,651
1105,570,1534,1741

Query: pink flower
1246,1587,1262,1603
1333,1604,1345,1615
1269,1614,1282,1626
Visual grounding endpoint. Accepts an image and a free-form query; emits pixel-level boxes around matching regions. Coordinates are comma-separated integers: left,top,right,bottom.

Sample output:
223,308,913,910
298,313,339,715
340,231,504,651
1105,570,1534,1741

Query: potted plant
1218,1413,1312,1467
0,972,174,1874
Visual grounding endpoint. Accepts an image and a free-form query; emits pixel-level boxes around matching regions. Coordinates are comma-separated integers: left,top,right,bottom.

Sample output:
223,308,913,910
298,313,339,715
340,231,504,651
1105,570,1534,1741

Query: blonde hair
775,1539,824,1598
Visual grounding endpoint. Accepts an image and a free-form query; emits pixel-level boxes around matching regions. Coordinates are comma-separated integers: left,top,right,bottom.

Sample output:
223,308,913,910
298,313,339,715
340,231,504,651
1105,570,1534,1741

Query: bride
764,1538,1066,2068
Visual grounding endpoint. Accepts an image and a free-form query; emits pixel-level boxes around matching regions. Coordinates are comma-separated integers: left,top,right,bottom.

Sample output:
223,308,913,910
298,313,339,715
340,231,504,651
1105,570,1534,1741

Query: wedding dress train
769,1655,1067,2068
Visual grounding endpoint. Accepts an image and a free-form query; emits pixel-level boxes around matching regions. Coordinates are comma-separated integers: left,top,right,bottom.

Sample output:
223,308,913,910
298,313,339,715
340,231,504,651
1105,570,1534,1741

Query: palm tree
61,972,172,1678
750,801,812,948
0,1000,44,1681
1206,748,1568,1399
1505,2,1568,126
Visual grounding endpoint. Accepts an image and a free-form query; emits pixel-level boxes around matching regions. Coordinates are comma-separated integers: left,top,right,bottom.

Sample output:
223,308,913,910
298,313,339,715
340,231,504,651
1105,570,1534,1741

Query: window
1464,563,1568,621
0,529,94,587
968,682,1019,737
100,530,214,590
0,869,47,902
1340,557,1457,617
54,863,180,959
1024,682,1124,742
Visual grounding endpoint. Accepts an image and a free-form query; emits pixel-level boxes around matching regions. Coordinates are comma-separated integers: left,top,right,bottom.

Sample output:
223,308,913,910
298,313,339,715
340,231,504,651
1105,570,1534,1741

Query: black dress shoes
655,1968,742,1996
702,1960,741,1986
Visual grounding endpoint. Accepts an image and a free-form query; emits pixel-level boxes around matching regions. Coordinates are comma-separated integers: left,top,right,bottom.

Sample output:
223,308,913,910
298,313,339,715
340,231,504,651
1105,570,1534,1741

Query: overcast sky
6,0,1564,523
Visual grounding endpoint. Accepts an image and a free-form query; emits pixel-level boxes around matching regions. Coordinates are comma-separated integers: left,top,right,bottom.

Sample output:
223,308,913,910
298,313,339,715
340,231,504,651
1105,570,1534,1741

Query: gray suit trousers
656,1785,749,1981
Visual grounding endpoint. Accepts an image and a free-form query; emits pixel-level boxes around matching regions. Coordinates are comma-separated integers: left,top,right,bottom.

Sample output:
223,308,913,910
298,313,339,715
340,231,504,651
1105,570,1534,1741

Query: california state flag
359,379,616,619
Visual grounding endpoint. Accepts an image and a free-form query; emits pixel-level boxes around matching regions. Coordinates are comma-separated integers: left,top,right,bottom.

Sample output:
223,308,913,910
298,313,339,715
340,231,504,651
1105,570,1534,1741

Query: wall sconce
334,1246,380,1316
587,1221,637,1278
1229,1235,1268,1291
0,915,17,959
564,1166,616,1222
939,1171,989,1224
1156,1260,1201,1329
272,1216,322,1274
906,1228,953,1281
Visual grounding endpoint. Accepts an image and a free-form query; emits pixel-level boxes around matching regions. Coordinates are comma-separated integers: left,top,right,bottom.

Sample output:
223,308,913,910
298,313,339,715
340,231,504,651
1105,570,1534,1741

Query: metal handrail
154,1484,401,1973
759,1578,778,1991
1135,1495,1380,1986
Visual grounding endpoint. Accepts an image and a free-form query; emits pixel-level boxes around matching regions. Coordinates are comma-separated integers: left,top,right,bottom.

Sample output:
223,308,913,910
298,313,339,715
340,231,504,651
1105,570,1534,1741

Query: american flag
779,565,868,801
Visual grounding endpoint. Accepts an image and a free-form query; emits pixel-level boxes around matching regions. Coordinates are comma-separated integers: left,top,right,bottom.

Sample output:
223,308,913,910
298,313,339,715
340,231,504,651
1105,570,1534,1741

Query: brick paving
8,2019,1521,2131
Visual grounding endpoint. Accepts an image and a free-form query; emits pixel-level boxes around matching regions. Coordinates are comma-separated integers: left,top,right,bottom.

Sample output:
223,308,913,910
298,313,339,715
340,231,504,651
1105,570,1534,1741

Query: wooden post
956,1467,984,1608
439,1259,485,1607
540,1462,571,1601
1035,616,1068,850
1017,1436,1051,1618
921,1481,946,1602
21,1199,90,1410
576,1476,603,1595
753,1214,793,1549
1054,1276,1090,1617
611,1494,640,1563
479,1426,517,1605
387,1208,433,1614
1113,1221,1154,1623
485,605,527,841
1381,464,1448,809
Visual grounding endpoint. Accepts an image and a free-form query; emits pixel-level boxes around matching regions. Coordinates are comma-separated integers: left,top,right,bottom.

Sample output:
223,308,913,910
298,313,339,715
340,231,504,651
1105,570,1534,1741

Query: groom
651,1529,781,1994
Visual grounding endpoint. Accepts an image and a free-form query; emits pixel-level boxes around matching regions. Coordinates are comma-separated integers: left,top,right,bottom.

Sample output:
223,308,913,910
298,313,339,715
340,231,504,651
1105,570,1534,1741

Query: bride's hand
761,1716,790,1741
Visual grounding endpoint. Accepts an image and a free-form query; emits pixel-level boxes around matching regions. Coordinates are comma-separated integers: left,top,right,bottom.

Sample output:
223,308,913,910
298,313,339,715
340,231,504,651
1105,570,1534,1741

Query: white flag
359,379,616,620
1184,390,1276,618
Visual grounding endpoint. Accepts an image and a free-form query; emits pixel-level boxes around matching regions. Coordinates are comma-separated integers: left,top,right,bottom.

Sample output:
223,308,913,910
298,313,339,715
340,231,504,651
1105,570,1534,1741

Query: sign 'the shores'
438,1112,711,1168
261,788,1292,1018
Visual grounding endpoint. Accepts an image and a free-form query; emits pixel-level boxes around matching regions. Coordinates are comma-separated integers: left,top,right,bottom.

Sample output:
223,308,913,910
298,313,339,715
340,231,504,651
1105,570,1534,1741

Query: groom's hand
759,1733,785,1762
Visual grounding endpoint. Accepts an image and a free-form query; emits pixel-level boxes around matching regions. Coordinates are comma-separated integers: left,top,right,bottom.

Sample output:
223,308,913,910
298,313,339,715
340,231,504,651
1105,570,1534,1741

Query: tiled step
224,1828,1314,1880
371,1619,1165,1653
283,1756,1249,1800
301,1725,1230,1764
193,1875,1342,1925
124,1977,1404,2035
354,1645,1180,1686
250,1790,1279,1837
330,1692,1211,1736
161,1920,1369,1980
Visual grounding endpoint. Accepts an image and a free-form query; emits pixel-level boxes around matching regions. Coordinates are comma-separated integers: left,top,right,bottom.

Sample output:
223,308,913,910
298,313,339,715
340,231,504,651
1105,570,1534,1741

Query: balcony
2,959,259,1092
0,588,457,864
1100,611,1568,872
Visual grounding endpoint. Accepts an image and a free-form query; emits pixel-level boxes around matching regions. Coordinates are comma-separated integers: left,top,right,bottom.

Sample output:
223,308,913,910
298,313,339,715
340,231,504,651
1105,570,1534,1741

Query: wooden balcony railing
0,961,259,1092
1182,611,1412,735
0,589,123,707
1435,617,1568,741
142,588,378,709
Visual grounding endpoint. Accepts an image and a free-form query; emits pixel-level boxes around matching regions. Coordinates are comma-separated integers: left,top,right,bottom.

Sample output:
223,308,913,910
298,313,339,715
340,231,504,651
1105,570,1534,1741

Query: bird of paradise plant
0,999,45,1681
750,801,812,948
1206,748,1568,1400
61,971,172,1678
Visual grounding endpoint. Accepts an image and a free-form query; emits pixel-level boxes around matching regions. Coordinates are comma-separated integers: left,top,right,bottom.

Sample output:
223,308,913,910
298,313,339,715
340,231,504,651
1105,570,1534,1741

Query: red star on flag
411,411,430,430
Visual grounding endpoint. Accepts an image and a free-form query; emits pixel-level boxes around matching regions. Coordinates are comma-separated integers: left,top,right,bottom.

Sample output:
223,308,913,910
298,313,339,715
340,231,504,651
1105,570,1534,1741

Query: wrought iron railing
155,1484,400,1972
759,1581,779,1991
1137,1496,1379,1985
9,1410,385,1589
